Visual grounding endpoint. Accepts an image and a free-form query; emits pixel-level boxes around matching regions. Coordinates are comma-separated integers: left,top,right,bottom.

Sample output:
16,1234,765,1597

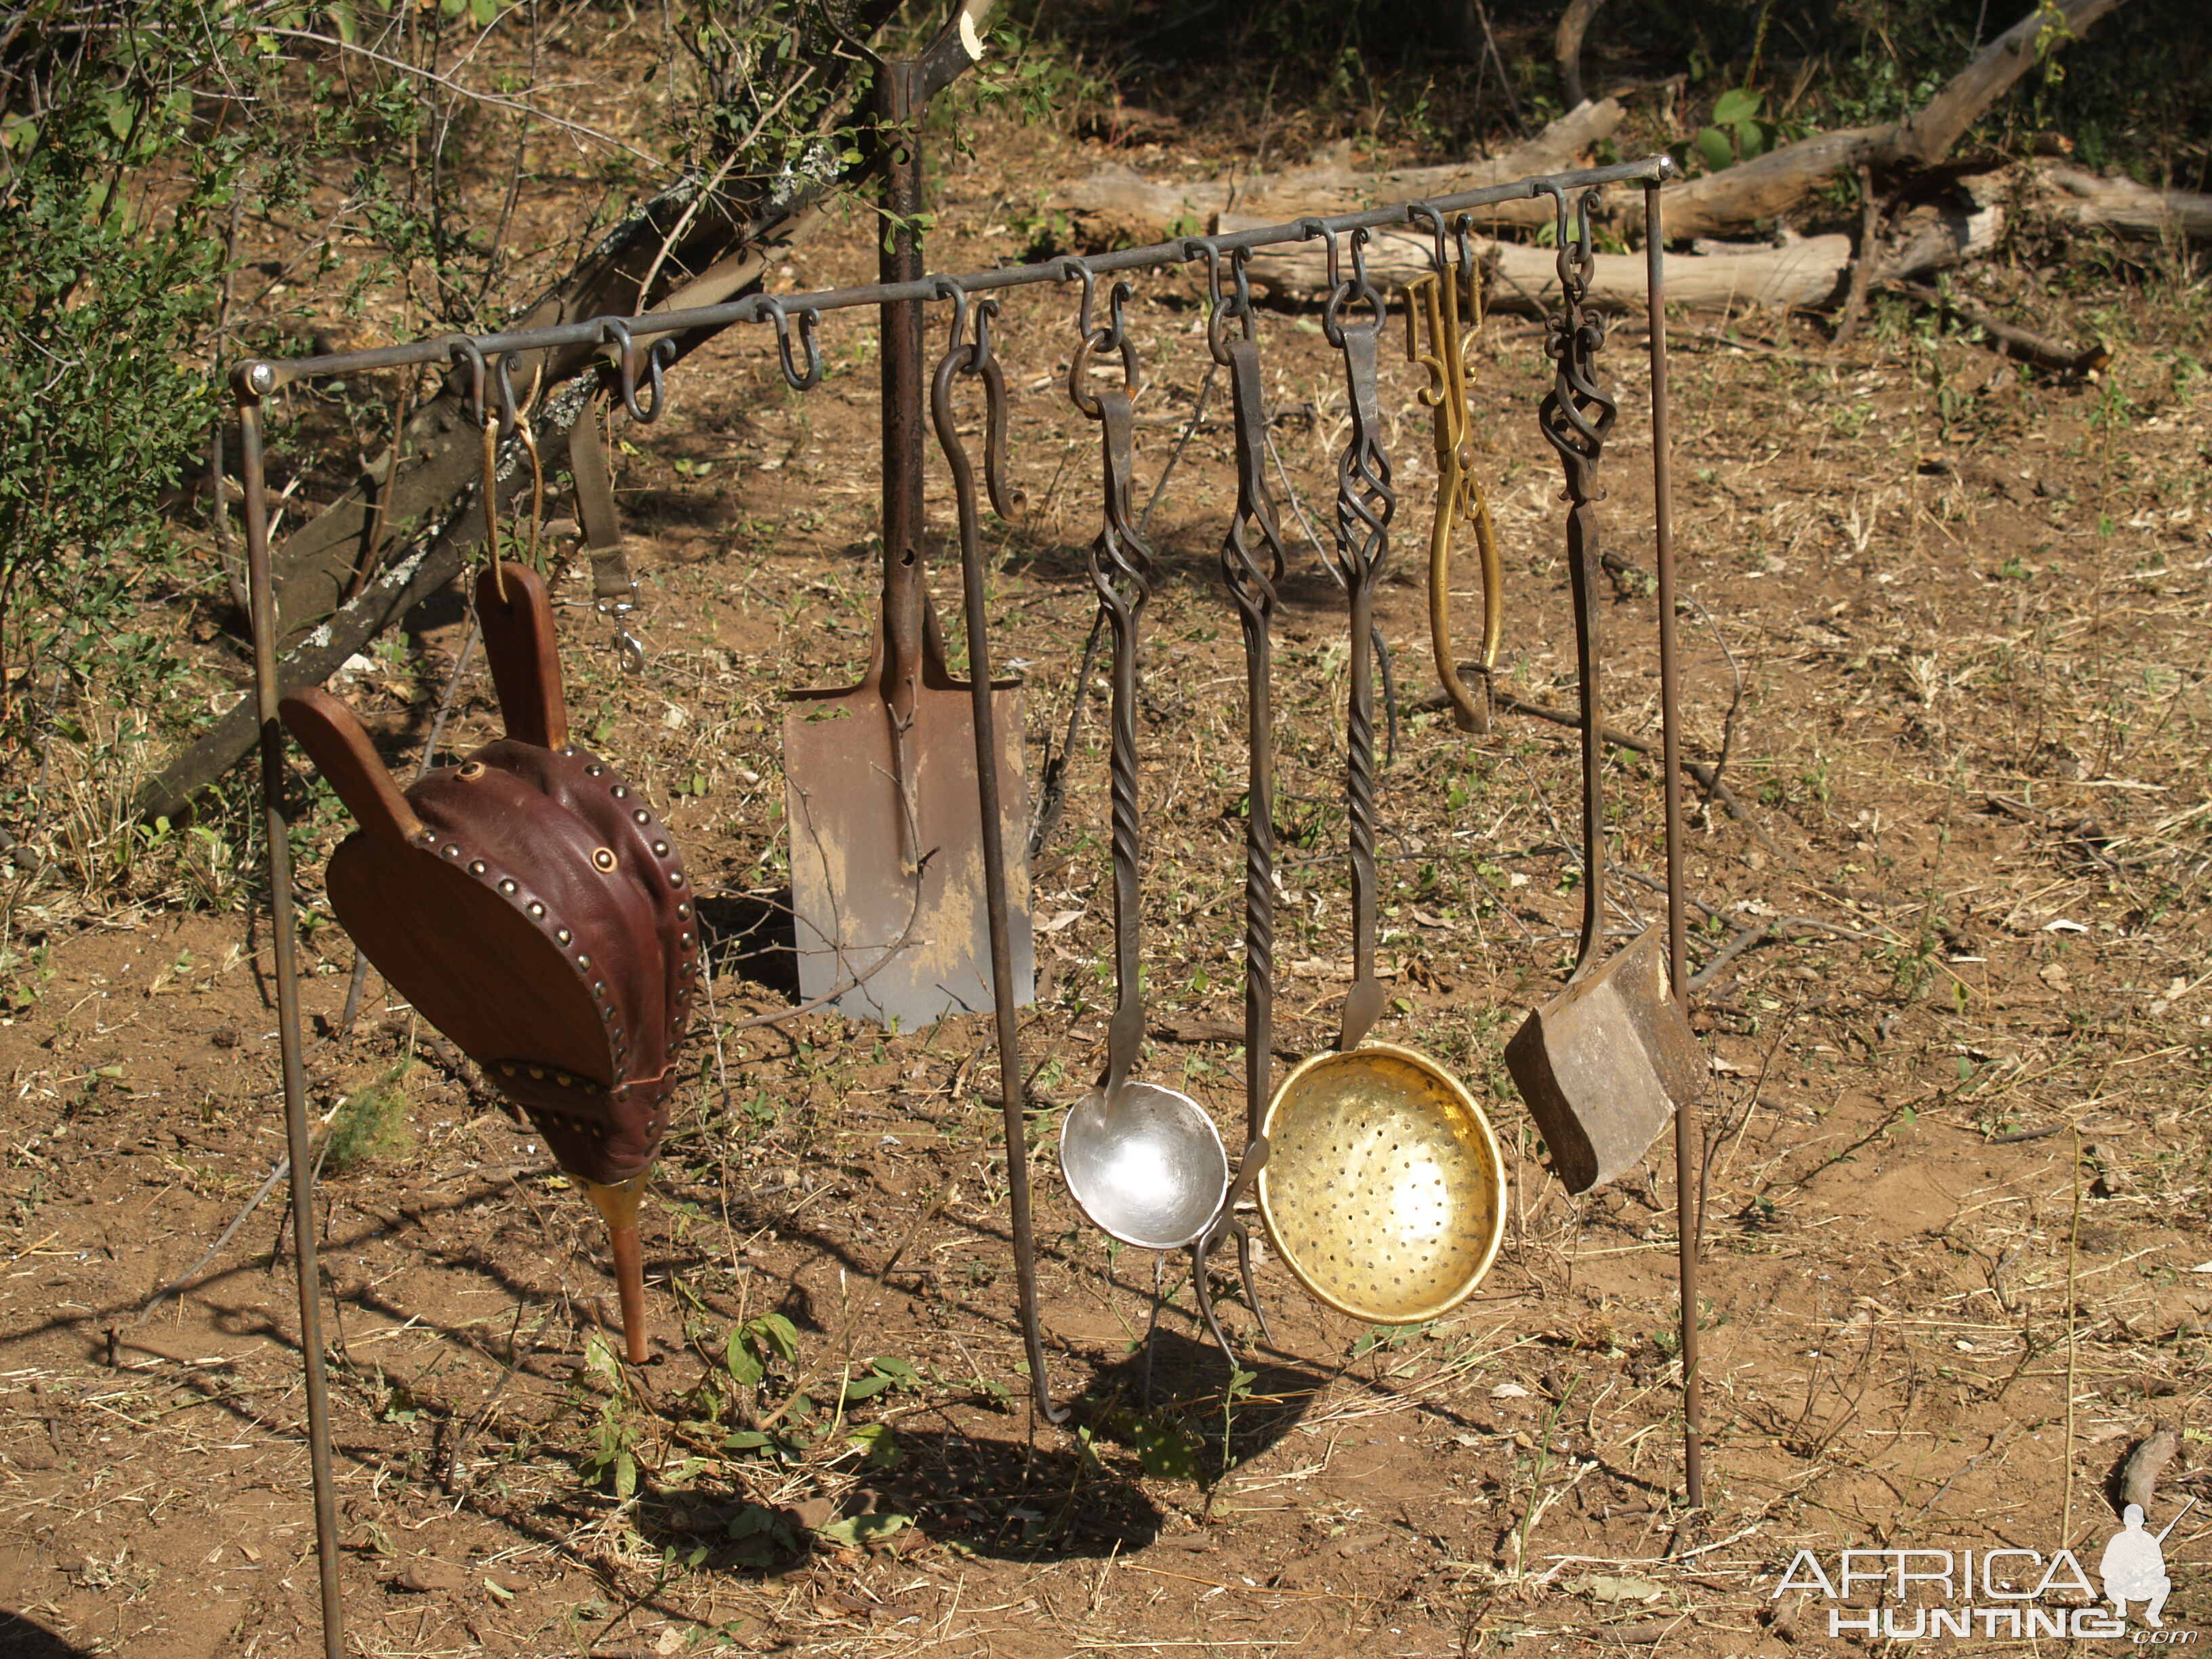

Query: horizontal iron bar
239,156,1673,394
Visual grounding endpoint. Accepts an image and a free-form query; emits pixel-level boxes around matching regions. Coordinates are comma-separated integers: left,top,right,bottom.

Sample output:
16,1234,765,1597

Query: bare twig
1831,164,1881,345
1879,277,2112,374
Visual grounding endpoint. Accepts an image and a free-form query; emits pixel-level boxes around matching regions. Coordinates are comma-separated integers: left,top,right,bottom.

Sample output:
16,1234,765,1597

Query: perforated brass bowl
1257,1041,1506,1324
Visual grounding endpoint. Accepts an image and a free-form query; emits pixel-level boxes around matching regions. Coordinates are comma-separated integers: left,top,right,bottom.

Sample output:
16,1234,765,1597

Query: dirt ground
4,100,2212,1659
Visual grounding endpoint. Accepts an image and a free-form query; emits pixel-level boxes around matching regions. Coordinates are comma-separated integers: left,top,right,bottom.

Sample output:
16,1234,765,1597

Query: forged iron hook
1068,277,1140,420
971,292,1000,372
450,337,490,428
759,296,823,391
636,338,672,424
598,319,642,421
1055,255,1099,342
931,274,972,359
598,320,669,424
494,349,544,440
1323,226,1387,346
1408,201,1452,275
1193,237,1236,368
1452,211,1486,322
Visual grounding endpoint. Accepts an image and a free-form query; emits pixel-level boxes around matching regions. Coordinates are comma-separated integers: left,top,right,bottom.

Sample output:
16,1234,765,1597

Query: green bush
0,4,247,755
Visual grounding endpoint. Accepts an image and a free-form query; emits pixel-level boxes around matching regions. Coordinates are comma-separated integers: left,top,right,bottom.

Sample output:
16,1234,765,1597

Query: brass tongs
1404,247,1502,734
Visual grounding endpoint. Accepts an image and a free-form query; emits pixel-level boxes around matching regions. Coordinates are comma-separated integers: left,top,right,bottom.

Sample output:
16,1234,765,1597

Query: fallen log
1229,216,1856,313
1626,0,2129,237
1059,97,1624,237
2037,163,2212,241
1065,0,2130,249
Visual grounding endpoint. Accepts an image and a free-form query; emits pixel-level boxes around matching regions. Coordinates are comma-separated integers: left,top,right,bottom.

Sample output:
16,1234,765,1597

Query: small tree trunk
1555,0,1608,110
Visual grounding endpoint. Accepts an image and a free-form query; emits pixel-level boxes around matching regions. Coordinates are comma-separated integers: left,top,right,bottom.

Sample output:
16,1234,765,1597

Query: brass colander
1256,1040,1507,1324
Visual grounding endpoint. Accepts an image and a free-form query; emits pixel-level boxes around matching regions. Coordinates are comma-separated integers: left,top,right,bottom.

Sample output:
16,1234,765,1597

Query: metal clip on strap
569,405,645,674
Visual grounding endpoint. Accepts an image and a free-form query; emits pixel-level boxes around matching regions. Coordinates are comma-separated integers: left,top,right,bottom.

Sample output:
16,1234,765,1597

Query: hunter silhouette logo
1772,1496,2199,1641
2102,1500,2196,1629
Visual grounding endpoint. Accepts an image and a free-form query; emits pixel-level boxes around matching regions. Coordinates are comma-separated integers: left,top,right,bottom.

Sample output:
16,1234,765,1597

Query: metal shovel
1504,187,1704,1196
781,54,1033,1027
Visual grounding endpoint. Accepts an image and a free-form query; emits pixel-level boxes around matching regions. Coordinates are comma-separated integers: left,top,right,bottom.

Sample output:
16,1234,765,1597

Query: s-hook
760,295,825,392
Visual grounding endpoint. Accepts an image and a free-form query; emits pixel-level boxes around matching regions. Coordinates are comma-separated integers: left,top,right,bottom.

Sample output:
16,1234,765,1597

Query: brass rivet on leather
668,871,684,887
468,860,487,877
585,764,604,777
527,902,546,918
497,878,518,895
590,847,617,872
632,809,650,824
443,844,461,859
457,760,486,780
610,785,628,800
676,903,691,919
652,841,669,857
555,928,573,945
575,953,590,968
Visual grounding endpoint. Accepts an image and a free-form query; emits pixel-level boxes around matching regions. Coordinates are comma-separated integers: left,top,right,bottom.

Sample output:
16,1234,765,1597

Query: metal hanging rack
230,152,1697,1659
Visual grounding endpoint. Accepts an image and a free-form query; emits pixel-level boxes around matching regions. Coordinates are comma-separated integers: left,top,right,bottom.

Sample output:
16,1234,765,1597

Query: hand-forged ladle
1185,241,1280,1356
1055,274,1231,1252
1256,228,1507,1326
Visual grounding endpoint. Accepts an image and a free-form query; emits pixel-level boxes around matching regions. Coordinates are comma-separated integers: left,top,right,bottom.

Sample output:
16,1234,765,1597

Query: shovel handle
475,562,569,751
280,687,425,846
876,58,931,726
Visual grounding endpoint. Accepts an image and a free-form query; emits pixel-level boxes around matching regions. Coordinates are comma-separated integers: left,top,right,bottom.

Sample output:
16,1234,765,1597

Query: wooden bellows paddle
281,563,697,1361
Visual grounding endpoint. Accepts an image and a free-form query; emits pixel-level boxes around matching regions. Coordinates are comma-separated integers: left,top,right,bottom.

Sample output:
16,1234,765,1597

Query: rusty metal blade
1504,926,1701,1193
784,657,1033,1029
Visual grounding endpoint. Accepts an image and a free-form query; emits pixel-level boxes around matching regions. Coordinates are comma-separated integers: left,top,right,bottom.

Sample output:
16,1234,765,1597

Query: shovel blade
1504,926,1704,1194
783,681,1033,1029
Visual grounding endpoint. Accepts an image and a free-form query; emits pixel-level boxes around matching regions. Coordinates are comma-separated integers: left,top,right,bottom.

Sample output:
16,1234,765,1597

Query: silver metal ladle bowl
1059,1080,1229,1251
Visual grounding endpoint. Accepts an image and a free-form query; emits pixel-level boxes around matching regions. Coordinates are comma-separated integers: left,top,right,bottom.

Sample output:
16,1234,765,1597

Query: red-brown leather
281,564,695,1186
